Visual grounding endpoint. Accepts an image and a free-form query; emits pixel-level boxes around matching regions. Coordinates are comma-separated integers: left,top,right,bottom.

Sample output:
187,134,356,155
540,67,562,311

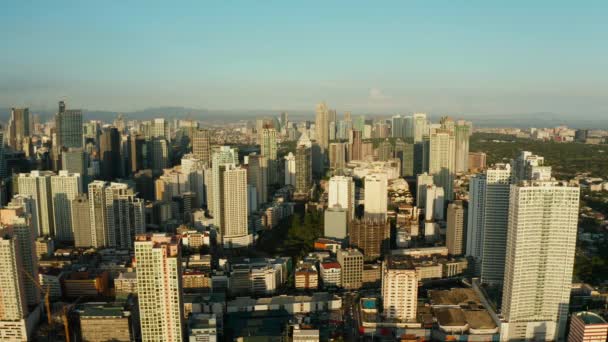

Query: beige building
136,234,184,342
446,200,465,255
381,256,418,322
337,249,363,290
78,303,133,342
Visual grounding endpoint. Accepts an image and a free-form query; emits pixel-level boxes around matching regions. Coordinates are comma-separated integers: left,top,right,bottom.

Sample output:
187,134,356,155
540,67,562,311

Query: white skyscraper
135,234,184,342
218,165,251,248
416,172,434,207
364,173,388,221
511,151,552,182
428,129,455,201
500,181,579,341
284,152,296,187
17,170,54,237
89,181,145,249
328,176,355,220
181,154,207,207
412,113,428,143
382,256,418,321
424,184,445,221
51,170,82,242
208,146,238,219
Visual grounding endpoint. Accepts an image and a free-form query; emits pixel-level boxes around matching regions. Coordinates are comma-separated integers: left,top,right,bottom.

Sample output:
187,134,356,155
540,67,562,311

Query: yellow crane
21,267,52,326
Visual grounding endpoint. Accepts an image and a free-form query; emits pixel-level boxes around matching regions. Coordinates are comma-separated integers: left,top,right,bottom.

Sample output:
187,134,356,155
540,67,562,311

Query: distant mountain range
0,106,605,129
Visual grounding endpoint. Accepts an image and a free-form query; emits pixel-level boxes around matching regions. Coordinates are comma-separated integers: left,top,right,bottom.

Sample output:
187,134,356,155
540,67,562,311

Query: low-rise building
295,263,318,290
319,262,341,289
568,311,608,342
188,313,218,342
62,270,111,298
226,293,342,314
78,303,135,342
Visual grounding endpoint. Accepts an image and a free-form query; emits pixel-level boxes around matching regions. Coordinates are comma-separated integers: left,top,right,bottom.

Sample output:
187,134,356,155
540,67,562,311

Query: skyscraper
17,170,54,236
412,113,428,143
135,234,184,342
500,181,579,341
328,176,355,220
208,146,239,219
218,165,251,247
391,115,406,139
364,173,388,221
315,102,329,157
349,218,390,261
148,138,169,172
428,129,455,200
260,127,278,184
192,129,212,166
62,148,89,189
247,153,268,209
50,170,82,242
328,142,347,170
477,164,512,285
295,145,312,195
284,152,296,187
454,120,471,173
349,130,363,161
446,200,465,256
382,256,418,322
128,133,146,173
7,107,30,151
394,139,414,177
88,181,145,248
99,126,122,180
72,194,92,247
55,101,83,150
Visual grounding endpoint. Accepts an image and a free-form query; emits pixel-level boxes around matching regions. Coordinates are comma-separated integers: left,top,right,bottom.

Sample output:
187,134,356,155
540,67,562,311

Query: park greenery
257,209,324,259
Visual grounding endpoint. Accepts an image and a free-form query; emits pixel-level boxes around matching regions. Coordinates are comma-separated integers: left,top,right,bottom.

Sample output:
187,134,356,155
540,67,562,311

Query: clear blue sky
1,1,607,116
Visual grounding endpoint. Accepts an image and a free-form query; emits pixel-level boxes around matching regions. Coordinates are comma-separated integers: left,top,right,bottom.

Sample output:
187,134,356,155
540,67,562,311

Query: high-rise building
328,142,348,170
181,154,207,208
382,256,418,322
284,152,296,187
148,138,169,171
88,181,145,248
328,176,355,220
128,133,146,173
349,130,363,161
391,115,406,139
0,208,39,307
337,248,363,290
315,102,329,160
412,113,428,143
454,120,471,173
55,101,83,150
135,234,184,342
567,311,608,342
99,126,122,180
349,218,390,261
192,129,211,166
72,194,92,248
0,131,6,178
247,153,268,209
260,127,278,184
468,152,487,171
50,170,82,242
446,200,465,256
217,165,251,248
62,148,89,188
295,145,312,195
208,146,238,219
376,139,393,161
364,173,388,221
478,164,512,285
17,170,54,236
423,184,445,222
7,107,30,151
511,151,552,182
394,140,414,177
429,129,455,200
500,181,579,341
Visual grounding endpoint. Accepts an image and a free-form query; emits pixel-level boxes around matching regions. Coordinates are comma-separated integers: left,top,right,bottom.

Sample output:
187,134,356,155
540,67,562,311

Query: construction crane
20,267,52,327
61,296,83,342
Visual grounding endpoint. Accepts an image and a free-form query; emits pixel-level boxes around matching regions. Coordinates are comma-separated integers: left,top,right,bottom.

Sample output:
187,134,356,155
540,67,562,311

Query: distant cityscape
0,101,607,342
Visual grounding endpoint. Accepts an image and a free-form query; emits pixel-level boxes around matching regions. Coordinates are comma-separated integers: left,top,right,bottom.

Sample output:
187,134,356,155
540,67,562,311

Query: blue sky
1,1,607,116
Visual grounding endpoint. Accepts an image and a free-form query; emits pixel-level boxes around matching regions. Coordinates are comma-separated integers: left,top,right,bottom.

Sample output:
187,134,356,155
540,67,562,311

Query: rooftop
576,311,607,325
429,288,481,306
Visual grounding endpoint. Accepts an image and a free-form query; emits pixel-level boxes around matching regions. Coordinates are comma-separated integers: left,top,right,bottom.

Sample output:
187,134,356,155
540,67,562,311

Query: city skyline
2,2,607,117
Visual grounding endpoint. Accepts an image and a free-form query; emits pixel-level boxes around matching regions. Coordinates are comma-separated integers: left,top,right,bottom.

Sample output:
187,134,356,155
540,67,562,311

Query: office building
217,165,251,248
188,313,218,342
446,200,465,256
192,129,212,166
89,181,145,248
78,303,135,342
148,137,169,171
324,207,348,240
260,127,278,184
72,194,92,247
247,153,268,209
50,170,82,242
295,145,312,195
500,181,579,341
6,107,30,151
349,130,363,161
99,126,122,180
478,164,512,285
413,113,427,143
328,176,355,220
128,133,146,173
394,140,414,177
55,101,83,150
568,311,608,342
329,142,348,170
349,218,390,261
454,120,471,173
284,152,296,187
337,248,363,290
468,152,487,171
382,256,417,321
315,102,330,154
429,129,455,200
391,115,406,139
17,170,54,236
364,173,388,221
423,184,445,222
416,172,434,207
136,234,184,342
62,148,88,188
511,151,552,182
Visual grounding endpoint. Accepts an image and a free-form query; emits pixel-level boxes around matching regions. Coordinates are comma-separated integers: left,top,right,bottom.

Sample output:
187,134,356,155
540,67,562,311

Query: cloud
369,87,391,101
